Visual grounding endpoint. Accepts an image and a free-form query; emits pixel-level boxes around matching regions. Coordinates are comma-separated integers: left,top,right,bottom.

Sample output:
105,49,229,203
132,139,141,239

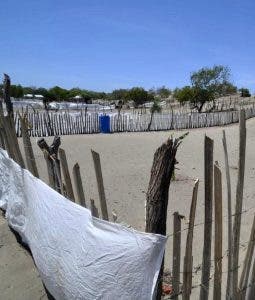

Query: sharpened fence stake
59,148,75,201
182,179,199,300
72,163,86,207
200,135,214,300
222,130,233,299
232,110,246,299
172,212,182,299
213,163,223,300
90,199,99,218
20,115,39,178
239,214,255,299
37,137,62,193
91,149,109,221
145,136,185,300
247,256,255,299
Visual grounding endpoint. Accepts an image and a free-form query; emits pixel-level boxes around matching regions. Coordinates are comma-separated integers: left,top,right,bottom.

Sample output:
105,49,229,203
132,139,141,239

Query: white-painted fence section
14,107,255,137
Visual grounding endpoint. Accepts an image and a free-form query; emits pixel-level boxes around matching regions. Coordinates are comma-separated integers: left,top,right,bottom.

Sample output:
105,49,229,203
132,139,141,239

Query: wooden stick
182,179,199,300
72,163,86,207
213,163,223,300
37,137,62,192
172,212,182,299
222,129,233,299
247,256,255,299
239,214,255,299
0,116,14,157
146,135,186,299
91,149,109,221
200,135,214,300
232,110,246,299
0,128,5,149
59,148,75,201
4,116,25,168
20,115,39,177
3,74,13,118
90,199,99,218
44,151,55,189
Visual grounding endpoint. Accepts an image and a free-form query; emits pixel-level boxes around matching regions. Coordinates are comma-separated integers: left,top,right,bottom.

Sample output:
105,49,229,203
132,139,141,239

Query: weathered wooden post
213,162,223,300
91,149,109,221
232,110,246,299
0,115,15,158
0,128,5,149
172,212,183,299
20,114,39,178
247,256,255,299
200,135,214,300
90,199,99,218
239,214,255,299
3,115,25,168
3,74,13,118
37,136,62,193
146,134,187,299
73,163,86,207
59,148,75,201
222,130,233,299
182,179,199,300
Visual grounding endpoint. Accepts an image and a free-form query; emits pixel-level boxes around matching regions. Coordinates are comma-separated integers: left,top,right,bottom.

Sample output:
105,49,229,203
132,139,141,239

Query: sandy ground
0,216,47,299
1,118,255,299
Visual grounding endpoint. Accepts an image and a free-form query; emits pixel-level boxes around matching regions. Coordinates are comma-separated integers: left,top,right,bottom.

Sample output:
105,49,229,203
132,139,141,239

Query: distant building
34,94,44,100
24,94,44,100
74,95,82,100
24,94,34,99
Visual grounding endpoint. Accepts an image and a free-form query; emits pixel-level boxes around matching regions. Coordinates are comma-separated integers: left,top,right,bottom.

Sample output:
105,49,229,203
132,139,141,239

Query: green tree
173,86,196,105
239,88,251,97
48,86,69,101
175,65,237,112
23,86,36,96
126,87,154,107
10,84,24,98
111,89,128,101
156,86,171,98
147,99,162,130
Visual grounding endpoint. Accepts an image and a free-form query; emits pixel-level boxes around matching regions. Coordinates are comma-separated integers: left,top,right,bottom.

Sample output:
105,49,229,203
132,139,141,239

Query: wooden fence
13,106,255,137
1,109,255,299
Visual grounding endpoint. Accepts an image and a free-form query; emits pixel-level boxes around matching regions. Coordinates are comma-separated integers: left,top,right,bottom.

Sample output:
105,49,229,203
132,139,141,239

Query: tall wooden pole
146,134,186,299
73,163,86,207
91,150,109,221
213,163,223,300
182,179,199,300
3,74,13,118
20,114,39,177
232,110,246,299
222,130,233,299
200,136,214,300
37,136,62,193
239,214,255,299
172,212,182,299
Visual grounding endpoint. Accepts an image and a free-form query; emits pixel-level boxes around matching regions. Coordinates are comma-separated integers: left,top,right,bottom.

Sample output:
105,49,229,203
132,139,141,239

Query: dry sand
0,216,47,299
2,118,255,299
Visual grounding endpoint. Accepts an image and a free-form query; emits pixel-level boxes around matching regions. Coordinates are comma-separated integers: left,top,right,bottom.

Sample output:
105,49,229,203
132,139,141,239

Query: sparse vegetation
239,88,251,97
174,65,237,112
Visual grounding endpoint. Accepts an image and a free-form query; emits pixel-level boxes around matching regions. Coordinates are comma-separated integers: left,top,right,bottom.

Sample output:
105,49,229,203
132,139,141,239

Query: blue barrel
99,115,110,133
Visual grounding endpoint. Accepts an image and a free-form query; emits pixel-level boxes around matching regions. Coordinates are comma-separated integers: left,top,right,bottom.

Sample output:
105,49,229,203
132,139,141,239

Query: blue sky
0,0,254,92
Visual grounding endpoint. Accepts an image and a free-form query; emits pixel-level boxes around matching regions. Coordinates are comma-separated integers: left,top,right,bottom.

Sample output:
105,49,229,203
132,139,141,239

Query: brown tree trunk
146,135,186,299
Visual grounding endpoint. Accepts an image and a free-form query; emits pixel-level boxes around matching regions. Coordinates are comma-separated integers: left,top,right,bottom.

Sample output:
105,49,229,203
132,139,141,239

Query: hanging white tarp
0,149,166,300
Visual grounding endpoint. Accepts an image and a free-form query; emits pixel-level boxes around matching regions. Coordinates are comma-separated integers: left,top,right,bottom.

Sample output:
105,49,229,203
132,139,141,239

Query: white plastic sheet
0,149,166,300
